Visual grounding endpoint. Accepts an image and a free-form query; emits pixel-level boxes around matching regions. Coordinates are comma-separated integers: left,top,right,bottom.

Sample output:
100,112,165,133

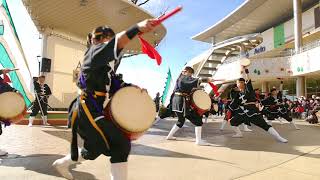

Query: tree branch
137,0,150,6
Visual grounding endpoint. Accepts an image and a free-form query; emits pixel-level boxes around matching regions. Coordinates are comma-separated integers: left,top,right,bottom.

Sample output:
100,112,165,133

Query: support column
261,81,269,95
293,0,302,52
296,76,306,98
293,0,306,97
39,32,48,76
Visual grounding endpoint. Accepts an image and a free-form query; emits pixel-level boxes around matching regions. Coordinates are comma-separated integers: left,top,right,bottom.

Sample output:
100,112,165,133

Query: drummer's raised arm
243,67,251,82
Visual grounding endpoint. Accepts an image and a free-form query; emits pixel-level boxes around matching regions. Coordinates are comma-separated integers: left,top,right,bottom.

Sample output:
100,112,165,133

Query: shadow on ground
0,154,97,179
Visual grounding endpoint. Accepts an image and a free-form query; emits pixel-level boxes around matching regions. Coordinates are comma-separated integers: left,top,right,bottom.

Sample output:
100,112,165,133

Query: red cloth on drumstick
138,36,162,65
3,73,11,83
208,82,219,96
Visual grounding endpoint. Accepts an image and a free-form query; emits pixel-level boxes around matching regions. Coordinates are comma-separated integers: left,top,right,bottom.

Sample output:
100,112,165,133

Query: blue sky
8,0,245,97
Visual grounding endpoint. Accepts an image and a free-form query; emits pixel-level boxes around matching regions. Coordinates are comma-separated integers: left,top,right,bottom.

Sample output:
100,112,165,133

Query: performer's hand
141,88,148,93
137,19,158,33
1,68,10,74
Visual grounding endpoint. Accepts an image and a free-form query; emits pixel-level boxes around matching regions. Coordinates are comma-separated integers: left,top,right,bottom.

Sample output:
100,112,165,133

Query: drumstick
9,68,19,71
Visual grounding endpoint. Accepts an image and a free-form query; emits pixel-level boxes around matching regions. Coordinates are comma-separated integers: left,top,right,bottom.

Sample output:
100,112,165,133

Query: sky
8,0,245,98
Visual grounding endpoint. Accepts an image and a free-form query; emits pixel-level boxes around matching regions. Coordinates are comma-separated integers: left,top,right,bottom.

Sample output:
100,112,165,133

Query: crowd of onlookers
283,95,320,124
217,94,320,124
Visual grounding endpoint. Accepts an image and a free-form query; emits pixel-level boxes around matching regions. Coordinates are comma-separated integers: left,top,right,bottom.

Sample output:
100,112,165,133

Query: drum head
0,92,26,119
240,58,251,67
110,86,156,133
192,90,211,110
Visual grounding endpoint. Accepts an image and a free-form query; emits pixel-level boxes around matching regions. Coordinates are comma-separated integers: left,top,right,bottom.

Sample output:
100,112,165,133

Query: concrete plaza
0,117,319,180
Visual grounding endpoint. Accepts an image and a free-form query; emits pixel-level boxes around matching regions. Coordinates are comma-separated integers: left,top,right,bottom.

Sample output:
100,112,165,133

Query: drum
104,86,156,140
190,90,211,116
0,92,26,123
240,58,251,67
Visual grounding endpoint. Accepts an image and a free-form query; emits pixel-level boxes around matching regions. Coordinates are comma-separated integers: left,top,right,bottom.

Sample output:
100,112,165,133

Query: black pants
175,110,203,128
30,97,48,116
76,98,131,163
230,114,271,131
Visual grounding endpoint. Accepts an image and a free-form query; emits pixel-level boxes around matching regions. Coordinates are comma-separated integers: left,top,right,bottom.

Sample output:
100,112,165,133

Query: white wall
45,35,86,108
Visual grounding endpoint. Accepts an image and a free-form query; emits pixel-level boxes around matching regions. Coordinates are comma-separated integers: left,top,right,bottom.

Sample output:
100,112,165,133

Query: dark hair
92,26,115,41
39,75,45,79
270,88,277,92
238,78,245,82
184,66,194,74
254,88,260,91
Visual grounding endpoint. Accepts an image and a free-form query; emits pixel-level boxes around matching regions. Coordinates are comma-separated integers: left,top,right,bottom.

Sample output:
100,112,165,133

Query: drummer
166,66,216,146
52,20,158,180
0,68,19,156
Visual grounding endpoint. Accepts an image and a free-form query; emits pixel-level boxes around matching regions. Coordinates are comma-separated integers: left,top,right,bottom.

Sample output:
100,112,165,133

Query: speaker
41,58,51,72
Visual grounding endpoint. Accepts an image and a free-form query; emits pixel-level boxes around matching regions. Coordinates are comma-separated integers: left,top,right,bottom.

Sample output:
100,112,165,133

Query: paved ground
0,117,319,180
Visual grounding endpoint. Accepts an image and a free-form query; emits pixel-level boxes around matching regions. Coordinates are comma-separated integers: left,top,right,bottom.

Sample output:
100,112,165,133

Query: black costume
30,80,52,116
69,37,131,163
153,95,161,112
261,91,292,122
171,75,203,128
229,80,271,131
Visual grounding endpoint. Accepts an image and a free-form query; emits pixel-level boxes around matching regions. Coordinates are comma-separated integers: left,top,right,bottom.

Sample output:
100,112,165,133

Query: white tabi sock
268,127,288,143
290,120,300,130
195,126,209,145
220,120,227,131
28,116,35,127
242,124,253,132
166,124,180,140
110,162,128,180
52,148,84,179
232,126,243,138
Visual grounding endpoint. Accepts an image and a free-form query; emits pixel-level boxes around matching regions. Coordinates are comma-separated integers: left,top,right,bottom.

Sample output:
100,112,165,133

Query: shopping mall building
187,0,320,99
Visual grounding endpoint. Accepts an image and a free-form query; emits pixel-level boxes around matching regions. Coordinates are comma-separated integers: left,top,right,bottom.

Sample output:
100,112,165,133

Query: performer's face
182,70,193,77
39,77,45,84
236,80,245,90
271,90,277,96
92,36,112,45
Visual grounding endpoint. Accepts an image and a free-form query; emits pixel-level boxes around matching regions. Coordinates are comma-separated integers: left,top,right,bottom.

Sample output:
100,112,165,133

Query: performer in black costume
52,19,157,180
166,66,215,145
220,84,252,132
261,82,300,130
28,75,52,126
0,68,20,156
228,67,288,143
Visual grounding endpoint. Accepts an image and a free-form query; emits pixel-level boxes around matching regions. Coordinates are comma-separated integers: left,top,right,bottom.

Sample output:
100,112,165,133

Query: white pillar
296,76,306,97
293,0,302,52
293,0,306,97
40,33,48,76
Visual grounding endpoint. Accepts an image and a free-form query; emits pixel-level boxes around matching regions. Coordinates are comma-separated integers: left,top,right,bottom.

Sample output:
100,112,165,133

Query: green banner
161,68,172,104
274,23,285,48
0,43,31,106
1,0,20,40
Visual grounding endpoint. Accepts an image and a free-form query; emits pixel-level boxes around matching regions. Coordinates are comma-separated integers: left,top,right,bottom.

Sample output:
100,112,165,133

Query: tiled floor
0,117,319,180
